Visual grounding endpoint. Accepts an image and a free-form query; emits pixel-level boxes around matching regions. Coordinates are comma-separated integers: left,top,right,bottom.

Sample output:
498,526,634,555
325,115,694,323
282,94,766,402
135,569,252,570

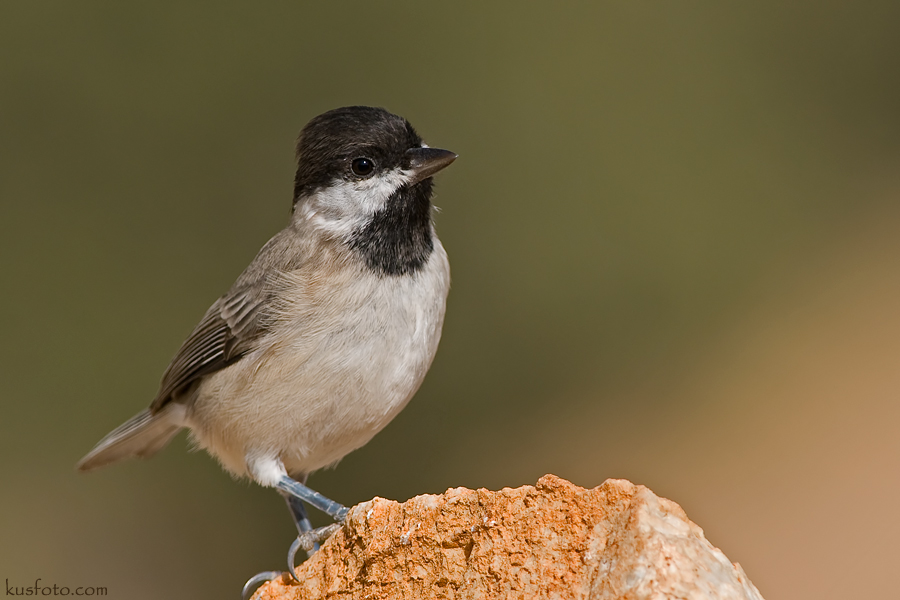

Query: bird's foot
285,523,342,583
241,476,348,598
240,523,342,598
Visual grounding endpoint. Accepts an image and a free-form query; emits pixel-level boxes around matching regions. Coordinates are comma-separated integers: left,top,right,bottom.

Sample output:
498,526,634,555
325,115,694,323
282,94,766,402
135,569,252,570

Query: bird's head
291,106,456,275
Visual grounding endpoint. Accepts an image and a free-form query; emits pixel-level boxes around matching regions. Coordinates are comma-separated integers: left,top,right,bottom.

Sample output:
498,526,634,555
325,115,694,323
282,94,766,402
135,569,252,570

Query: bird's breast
189,240,450,475
272,241,449,387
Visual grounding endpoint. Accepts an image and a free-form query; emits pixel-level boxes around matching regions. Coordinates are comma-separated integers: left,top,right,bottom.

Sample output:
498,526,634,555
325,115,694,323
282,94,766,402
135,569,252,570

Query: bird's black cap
293,106,424,201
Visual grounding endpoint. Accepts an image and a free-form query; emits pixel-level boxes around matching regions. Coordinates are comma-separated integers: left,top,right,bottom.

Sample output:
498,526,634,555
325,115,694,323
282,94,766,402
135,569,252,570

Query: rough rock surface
252,475,764,600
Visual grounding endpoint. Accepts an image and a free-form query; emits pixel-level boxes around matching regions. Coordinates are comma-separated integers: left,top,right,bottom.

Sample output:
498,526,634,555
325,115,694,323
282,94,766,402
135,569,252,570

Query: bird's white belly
187,246,449,480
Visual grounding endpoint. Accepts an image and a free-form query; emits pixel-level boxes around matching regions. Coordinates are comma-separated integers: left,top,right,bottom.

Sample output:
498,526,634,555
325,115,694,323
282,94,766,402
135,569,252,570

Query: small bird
77,106,456,589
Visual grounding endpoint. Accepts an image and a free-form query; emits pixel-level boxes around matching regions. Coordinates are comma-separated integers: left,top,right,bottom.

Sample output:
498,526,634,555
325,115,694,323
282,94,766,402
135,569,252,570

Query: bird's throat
349,181,435,276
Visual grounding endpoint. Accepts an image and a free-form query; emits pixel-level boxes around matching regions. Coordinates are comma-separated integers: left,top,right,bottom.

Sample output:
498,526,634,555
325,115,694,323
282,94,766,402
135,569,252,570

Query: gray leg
275,475,349,521
281,491,319,558
241,476,348,597
281,490,344,583
282,492,317,538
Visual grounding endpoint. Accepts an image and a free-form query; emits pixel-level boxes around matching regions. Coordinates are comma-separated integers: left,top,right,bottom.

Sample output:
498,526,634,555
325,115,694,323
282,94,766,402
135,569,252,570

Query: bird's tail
76,406,184,472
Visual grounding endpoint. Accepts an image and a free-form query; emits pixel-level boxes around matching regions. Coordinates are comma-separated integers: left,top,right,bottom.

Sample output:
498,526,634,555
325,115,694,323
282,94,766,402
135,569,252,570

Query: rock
251,475,764,600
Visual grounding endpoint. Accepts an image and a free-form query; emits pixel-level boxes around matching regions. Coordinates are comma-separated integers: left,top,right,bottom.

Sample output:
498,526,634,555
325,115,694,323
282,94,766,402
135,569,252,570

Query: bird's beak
406,147,458,185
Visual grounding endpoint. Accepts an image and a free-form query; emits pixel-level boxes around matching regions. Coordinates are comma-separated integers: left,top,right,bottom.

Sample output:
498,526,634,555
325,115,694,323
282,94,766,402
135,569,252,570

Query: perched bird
77,106,456,590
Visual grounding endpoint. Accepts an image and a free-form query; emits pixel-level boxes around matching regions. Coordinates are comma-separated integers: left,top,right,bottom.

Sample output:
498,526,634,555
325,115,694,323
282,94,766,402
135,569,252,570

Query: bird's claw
244,477,347,595
285,523,342,583
241,570,282,600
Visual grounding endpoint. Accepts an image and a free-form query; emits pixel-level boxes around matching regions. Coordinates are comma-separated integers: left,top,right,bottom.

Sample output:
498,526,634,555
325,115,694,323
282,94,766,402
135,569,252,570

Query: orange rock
252,475,763,600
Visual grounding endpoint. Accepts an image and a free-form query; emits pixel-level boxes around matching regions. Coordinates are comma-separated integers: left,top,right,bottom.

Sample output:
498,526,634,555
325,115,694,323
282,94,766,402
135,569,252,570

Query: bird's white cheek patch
302,169,411,237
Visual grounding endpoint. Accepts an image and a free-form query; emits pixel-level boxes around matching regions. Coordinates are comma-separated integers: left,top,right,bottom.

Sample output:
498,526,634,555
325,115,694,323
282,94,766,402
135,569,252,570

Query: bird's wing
149,283,271,413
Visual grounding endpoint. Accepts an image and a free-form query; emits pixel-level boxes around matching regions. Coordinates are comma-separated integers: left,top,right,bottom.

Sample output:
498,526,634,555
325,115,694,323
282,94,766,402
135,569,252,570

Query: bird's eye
351,157,375,177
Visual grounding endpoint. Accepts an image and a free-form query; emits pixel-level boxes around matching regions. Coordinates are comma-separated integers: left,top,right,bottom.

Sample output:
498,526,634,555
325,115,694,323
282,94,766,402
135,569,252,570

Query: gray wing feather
148,228,304,413
149,287,267,412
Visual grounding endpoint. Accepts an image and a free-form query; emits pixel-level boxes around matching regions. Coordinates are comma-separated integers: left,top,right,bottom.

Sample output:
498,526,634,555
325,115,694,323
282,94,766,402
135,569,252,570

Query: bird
76,106,456,592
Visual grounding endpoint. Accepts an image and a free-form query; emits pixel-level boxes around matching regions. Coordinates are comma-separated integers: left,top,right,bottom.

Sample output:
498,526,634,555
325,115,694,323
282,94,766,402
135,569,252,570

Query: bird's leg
278,476,346,584
281,491,324,584
240,489,343,598
275,475,349,521
242,467,349,596
282,491,319,552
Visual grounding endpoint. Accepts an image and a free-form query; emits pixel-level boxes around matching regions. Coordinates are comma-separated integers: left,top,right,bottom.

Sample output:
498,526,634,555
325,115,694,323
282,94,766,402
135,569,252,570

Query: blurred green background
2,2,899,599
